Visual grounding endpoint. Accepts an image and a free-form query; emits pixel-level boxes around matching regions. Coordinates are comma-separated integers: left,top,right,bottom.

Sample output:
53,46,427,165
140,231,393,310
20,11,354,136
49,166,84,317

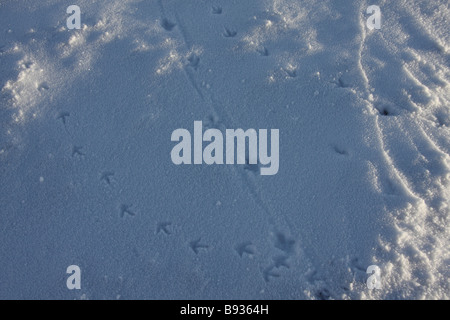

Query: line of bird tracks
157,0,306,284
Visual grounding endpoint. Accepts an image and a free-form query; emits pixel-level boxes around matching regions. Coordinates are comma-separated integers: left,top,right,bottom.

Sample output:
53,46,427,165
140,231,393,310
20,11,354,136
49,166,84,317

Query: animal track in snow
333,145,348,156
284,68,297,78
161,18,176,31
223,28,237,38
337,77,350,88
72,145,85,157
189,238,209,254
187,54,200,70
156,222,172,235
262,266,280,282
257,47,269,56
235,242,255,257
274,232,295,254
375,105,399,116
260,233,296,282
22,61,33,69
350,257,367,273
203,113,222,130
100,171,115,185
212,6,222,14
57,112,70,125
244,156,260,174
272,255,290,269
37,82,49,92
316,288,332,300
120,204,135,218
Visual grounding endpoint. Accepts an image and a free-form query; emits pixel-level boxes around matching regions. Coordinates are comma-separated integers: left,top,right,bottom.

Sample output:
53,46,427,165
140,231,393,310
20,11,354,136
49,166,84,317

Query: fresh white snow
0,0,449,299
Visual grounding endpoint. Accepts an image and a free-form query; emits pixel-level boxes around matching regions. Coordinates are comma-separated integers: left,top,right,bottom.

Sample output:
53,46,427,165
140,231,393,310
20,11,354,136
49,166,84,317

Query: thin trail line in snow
157,0,166,17
163,3,294,234
184,67,204,100
174,10,192,49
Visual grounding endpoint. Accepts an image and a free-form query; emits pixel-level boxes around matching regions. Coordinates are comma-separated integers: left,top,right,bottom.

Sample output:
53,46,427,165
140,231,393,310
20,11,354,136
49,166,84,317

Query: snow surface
0,0,449,299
